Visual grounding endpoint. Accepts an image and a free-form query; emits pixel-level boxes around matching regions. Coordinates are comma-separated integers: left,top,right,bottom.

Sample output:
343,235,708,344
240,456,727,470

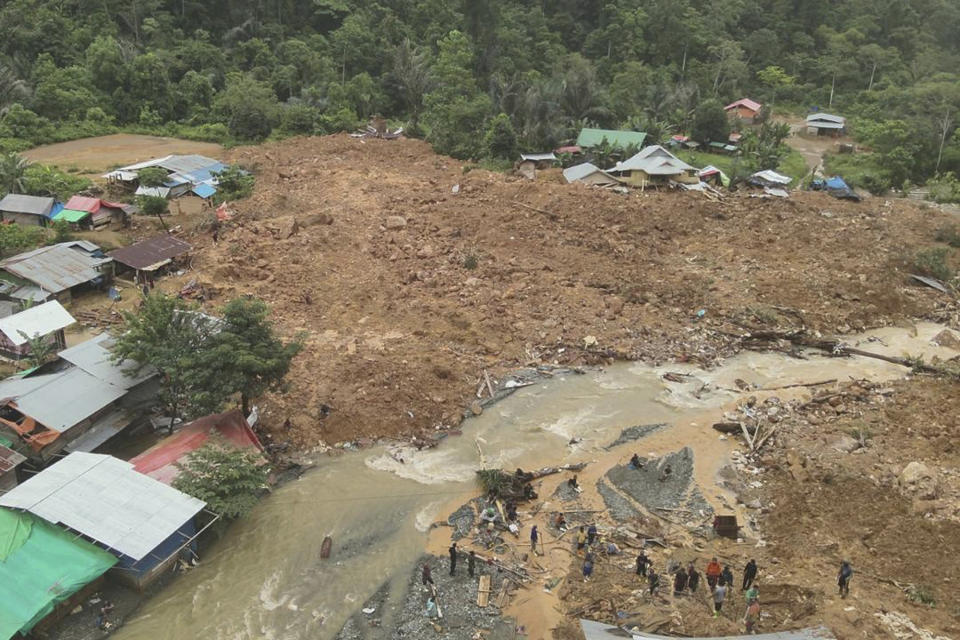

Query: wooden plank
477,575,492,607
495,578,511,608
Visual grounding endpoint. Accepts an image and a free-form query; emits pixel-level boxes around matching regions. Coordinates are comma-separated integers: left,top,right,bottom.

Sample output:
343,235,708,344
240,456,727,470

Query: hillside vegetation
1,0,959,190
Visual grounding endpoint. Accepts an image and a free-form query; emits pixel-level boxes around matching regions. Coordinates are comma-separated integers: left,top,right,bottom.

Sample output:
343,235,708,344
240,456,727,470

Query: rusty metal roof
0,242,111,294
107,235,192,271
0,445,26,474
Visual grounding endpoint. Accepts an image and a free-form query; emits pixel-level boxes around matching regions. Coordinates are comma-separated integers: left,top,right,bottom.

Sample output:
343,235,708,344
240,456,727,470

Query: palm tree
0,152,30,195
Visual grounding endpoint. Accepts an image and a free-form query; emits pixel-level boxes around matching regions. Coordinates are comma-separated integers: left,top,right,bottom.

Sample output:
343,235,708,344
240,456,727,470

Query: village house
53,196,130,229
0,300,75,361
0,334,159,460
562,162,624,188
806,112,846,136
0,452,211,591
724,98,763,121
576,128,647,150
607,145,699,188
103,154,225,199
131,409,264,485
0,194,54,227
0,508,117,640
516,152,557,179
108,234,192,283
0,241,112,303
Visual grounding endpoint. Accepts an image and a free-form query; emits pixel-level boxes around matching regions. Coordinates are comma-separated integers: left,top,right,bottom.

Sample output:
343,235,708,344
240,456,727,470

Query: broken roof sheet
0,194,54,217
751,169,793,185
0,452,205,561
57,333,156,390
0,300,75,346
520,152,557,162
0,242,110,294
108,235,192,271
580,619,836,640
135,185,171,198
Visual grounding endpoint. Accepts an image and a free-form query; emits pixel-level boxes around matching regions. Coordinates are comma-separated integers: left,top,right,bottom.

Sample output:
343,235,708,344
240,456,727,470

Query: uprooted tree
172,440,270,519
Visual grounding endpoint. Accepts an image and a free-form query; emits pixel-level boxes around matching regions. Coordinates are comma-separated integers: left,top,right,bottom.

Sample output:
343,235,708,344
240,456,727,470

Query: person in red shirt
706,557,722,589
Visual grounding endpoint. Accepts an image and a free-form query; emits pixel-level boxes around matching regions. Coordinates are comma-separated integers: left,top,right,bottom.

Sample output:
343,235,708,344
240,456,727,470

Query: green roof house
576,128,647,149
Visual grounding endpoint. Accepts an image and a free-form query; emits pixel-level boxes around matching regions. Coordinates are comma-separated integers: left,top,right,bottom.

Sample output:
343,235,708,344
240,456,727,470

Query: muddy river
111,323,953,640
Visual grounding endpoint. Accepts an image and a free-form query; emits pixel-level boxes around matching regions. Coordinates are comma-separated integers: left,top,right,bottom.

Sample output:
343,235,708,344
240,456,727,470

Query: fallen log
760,378,836,391
712,422,756,435
512,200,559,220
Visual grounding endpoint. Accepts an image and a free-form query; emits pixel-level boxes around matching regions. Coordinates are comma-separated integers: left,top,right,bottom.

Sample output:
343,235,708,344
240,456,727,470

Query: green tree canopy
172,441,269,519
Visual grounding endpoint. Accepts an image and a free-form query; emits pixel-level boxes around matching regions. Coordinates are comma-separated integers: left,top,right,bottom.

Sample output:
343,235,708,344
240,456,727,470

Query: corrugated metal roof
613,145,695,174
157,155,220,174
564,162,602,182
64,196,101,213
9,286,51,302
0,194,54,217
107,235,192,271
751,169,792,185
0,371,56,399
57,333,156,390
580,619,836,640
63,408,133,453
0,242,111,294
725,98,762,112
14,368,125,432
0,444,26,474
53,209,91,223
135,186,171,198
806,113,844,124
576,128,647,149
191,183,216,198
520,153,557,162
0,300,76,346
0,452,205,561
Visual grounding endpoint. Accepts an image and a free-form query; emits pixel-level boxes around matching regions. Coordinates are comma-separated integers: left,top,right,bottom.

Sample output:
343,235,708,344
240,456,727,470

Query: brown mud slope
759,377,960,639
182,134,953,446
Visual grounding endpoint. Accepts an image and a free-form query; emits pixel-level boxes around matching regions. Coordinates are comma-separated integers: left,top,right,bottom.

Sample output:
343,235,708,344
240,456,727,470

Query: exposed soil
23,134,223,175
161,133,954,449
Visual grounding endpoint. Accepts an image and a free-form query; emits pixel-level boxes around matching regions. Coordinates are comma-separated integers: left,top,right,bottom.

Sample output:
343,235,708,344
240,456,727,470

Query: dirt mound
175,133,953,446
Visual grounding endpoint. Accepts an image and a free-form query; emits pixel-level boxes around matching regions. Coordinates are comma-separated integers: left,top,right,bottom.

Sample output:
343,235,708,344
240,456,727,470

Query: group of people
633,552,763,631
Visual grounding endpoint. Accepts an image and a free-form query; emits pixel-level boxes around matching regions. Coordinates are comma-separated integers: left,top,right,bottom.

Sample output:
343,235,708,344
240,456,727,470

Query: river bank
96,321,959,640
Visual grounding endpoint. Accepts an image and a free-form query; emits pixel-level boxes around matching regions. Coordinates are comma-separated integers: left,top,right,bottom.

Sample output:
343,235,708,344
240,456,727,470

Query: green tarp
0,510,116,639
52,209,90,223
576,128,647,149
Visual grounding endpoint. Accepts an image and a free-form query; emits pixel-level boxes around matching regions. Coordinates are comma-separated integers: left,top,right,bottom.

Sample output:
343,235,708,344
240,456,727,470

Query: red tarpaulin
131,409,264,485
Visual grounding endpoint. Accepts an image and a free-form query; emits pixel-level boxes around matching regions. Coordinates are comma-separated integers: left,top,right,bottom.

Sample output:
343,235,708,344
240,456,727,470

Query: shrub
213,165,254,202
136,194,169,216
50,219,72,243
463,253,478,270
912,247,954,281
935,224,960,248
172,442,270,519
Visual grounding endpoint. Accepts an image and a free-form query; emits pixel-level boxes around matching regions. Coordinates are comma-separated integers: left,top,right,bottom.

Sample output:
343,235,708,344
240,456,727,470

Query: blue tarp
825,176,849,190
191,183,216,199
47,202,64,219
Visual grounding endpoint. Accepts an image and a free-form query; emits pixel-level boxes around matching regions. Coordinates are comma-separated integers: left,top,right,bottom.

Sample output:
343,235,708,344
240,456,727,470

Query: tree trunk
936,110,952,173
868,62,877,90
829,71,836,107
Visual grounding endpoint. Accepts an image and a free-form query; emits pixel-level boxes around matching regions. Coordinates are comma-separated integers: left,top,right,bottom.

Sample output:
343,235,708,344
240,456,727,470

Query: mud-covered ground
133,133,957,449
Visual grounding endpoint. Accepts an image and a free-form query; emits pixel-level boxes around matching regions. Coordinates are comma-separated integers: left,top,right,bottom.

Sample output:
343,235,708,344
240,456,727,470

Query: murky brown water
111,323,953,640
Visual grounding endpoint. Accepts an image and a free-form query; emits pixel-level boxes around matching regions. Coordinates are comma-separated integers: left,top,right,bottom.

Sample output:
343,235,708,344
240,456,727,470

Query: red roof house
58,197,129,228
130,409,264,485
724,98,762,120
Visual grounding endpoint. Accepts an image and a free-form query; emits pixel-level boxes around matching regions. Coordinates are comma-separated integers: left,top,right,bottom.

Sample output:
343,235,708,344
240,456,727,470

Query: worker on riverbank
687,563,701,592
422,563,433,586
630,453,643,469
746,583,759,604
721,564,735,589
468,550,476,578
587,523,598,545
530,525,539,553
673,568,688,596
583,557,594,582
743,559,758,590
706,557,722,589
449,542,457,575
713,582,727,617
577,526,587,554
838,560,853,597
744,598,760,633
636,551,651,576
647,568,660,595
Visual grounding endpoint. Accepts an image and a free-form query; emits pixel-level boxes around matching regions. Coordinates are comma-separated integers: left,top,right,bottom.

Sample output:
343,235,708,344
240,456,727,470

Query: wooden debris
495,578,512,608
477,575,492,607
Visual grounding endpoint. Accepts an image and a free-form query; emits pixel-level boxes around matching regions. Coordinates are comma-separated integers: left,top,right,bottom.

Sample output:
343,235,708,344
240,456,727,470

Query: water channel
111,323,952,640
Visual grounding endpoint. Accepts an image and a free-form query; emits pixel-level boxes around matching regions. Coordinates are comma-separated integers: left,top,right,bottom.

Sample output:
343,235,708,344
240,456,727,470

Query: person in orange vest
706,557,722,590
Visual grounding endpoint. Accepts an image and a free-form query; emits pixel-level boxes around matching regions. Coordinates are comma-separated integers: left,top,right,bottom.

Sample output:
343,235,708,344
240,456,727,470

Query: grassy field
676,147,809,184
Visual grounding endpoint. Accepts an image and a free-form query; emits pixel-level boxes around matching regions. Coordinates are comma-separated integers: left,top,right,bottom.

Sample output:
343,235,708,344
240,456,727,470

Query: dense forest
1,0,960,192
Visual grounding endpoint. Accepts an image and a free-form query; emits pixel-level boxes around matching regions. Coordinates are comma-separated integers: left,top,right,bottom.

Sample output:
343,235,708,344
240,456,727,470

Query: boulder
385,216,407,230
470,400,483,416
897,461,939,499
831,434,861,453
932,329,960,350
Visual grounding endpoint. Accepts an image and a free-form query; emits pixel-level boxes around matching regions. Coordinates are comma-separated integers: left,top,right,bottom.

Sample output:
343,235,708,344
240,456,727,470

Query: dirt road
23,133,223,175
